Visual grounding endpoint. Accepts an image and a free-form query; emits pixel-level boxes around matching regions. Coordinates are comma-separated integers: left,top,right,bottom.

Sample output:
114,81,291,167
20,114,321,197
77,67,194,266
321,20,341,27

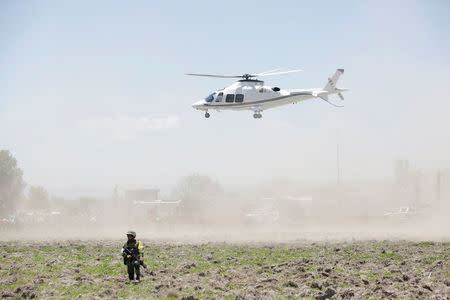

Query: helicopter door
215,92,223,102
235,87,243,103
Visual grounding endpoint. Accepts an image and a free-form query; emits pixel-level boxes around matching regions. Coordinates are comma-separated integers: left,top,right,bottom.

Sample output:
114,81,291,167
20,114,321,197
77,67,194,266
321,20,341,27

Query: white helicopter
187,68,348,118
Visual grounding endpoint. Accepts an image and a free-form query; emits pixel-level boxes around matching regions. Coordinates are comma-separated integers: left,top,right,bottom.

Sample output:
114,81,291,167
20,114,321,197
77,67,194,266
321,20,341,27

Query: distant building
124,188,181,222
395,160,410,185
392,160,450,213
125,189,160,203
133,200,181,222
435,169,450,212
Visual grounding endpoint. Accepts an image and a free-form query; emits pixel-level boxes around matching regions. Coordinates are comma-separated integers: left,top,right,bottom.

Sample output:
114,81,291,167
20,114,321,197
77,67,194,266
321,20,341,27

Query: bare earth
0,240,448,299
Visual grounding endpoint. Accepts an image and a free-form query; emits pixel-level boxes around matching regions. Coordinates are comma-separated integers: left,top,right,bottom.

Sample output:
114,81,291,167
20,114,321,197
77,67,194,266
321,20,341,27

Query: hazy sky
1,1,449,197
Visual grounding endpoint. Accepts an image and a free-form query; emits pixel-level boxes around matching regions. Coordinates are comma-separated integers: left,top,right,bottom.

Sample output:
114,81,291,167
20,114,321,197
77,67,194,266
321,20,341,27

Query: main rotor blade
185,73,243,78
186,68,302,79
257,67,286,75
255,69,303,77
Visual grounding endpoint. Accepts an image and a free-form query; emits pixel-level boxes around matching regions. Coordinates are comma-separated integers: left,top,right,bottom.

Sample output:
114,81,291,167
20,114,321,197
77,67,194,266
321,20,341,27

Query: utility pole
337,142,341,185
436,170,441,205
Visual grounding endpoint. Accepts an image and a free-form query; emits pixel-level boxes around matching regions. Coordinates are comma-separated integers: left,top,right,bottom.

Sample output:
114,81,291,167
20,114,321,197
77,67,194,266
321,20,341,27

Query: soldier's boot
135,270,141,282
128,273,134,280
135,265,141,282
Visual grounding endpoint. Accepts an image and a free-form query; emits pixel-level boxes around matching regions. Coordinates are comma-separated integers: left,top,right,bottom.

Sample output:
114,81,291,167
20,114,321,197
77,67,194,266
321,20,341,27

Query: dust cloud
1,163,449,242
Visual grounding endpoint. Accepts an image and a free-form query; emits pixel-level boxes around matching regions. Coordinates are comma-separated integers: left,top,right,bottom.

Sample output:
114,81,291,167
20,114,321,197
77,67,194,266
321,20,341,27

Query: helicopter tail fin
324,69,344,92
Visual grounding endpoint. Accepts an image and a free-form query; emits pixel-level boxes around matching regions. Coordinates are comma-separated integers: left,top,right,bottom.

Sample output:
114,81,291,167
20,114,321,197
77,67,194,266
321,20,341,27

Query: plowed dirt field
0,240,448,299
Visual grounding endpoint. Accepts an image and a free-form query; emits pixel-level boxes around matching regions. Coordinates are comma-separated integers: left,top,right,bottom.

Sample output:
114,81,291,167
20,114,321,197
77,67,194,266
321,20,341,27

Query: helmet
126,231,136,237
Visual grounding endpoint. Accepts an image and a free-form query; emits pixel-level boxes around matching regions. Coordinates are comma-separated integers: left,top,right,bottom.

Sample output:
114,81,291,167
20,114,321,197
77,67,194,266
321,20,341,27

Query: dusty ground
0,240,448,299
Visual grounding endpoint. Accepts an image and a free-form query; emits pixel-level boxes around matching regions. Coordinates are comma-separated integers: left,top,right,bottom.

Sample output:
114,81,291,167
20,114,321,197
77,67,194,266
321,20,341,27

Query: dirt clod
184,263,196,269
14,285,37,299
310,281,321,289
1,291,15,298
341,289,355,298
381,289,397,298
316,287,336,300
181,296,198,300
324,287,336,297
444,279,450,287
284,281,298,288
422,284,433,291
167,289,178,298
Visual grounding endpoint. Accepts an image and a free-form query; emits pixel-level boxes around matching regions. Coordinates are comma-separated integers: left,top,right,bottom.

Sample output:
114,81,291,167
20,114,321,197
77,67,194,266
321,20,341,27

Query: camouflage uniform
122,231,144,281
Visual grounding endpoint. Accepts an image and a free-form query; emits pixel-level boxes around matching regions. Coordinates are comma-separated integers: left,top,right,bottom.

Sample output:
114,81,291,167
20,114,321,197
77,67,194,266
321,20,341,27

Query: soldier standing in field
121,231,144,282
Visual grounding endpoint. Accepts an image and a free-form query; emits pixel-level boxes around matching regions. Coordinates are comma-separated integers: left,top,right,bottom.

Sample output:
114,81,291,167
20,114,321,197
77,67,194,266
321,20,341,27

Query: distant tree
0,150,25,215
28,186,49,210
172,174,223,215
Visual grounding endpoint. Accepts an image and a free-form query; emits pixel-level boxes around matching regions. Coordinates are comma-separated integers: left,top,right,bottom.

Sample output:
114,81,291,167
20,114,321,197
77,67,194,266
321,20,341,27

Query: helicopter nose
192,100,204,109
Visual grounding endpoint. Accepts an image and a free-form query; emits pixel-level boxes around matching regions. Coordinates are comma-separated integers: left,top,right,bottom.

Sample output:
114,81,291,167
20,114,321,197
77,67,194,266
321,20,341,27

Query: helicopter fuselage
193,80,324,111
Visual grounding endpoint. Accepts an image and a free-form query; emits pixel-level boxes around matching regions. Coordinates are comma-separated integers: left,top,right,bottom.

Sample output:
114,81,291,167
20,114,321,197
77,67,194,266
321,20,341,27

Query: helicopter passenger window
235,94,244,103
225,94,235,103
215,92,223,102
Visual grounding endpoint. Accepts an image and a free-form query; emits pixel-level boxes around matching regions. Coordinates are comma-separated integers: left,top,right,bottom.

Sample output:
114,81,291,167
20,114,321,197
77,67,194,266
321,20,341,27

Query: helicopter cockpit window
215,92,223,102
225,94,235,103
235,94,244,103
205,92,216,103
